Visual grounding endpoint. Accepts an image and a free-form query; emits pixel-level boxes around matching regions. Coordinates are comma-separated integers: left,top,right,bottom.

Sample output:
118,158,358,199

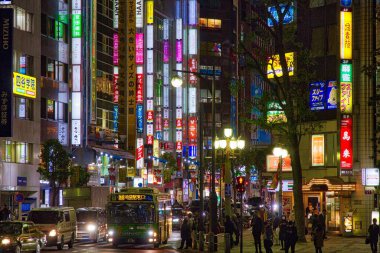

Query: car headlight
49,229,57,237
173,218,179,223
1,238,10,245
148,230,154,236
87,224,97,232
108,230,114,236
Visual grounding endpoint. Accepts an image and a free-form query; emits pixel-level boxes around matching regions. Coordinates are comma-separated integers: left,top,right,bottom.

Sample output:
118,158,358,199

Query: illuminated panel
267,52,294,79
340,11,352,60
146,0,154,24
136,33,144,64
113,33,119,65
188,29,197,55
13,72,37,98
340,116,353,173
136,138,144,169
71,1,82,146
175,0,183,155
136,0,143,28
311,135,324,166
163,19,170,141
113,0,118,28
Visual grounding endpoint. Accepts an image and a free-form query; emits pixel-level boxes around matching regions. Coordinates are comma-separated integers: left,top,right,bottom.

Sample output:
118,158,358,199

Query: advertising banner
266,155,292,172
268,4,294,27
136,33,143,64
146,0,153,24
340,116,353,173
189,117,197,143
136,138,144,169
267,52,294,78
113,33,119,65
340,11,352,60
135,0,143,28
309,82,325,111
312,135,324,166
136,104,144,133
0,8,13,137
326,81,338,109
136,73,143,103
340,82,352,114
13,72,36,98
362,168,379,186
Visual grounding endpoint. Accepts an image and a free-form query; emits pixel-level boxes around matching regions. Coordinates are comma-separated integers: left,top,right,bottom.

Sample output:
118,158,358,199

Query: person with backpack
368,218,380,253
251,212,264,253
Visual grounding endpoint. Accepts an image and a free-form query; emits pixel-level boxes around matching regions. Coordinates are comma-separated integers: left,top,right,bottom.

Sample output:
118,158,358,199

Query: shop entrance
326,193,340,231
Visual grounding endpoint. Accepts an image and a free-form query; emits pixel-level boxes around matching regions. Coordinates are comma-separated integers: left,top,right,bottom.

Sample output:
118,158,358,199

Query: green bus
106,187,172,248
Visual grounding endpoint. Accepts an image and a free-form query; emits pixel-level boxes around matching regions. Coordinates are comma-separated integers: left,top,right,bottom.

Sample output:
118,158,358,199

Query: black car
0,221,46,253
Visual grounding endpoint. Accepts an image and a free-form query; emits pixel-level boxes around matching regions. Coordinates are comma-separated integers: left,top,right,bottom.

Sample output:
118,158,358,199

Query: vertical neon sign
163,19,170,142
175,0,183,160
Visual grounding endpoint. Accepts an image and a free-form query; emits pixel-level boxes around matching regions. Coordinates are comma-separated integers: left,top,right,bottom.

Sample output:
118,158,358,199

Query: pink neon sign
176,40,182,62
136,33,144,64
163,41,169,63
113,33,119,65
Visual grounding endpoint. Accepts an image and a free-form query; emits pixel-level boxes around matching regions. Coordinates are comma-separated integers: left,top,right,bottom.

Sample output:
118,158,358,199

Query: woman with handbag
368,218,380,253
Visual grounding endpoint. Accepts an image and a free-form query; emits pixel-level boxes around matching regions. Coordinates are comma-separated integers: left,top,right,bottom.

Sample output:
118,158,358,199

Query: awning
303,177,356,192
92,146,134,160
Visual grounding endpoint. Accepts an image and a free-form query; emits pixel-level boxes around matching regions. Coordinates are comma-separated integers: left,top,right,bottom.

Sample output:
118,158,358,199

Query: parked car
28,207,76,250
0,221,46,253
76,207,107,242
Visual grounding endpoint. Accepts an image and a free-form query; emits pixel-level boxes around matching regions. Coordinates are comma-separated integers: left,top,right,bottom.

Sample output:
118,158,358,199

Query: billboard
312,135,324,166
13,72,36,98
340,11,352,60
362,168,379,186
268,4,294,27
267,52,294,78
0,8,13,137
309,82,325,111
266,155,292,172
326,81,338,109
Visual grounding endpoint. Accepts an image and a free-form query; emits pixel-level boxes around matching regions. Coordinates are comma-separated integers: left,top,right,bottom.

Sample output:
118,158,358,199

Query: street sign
15,193,24,203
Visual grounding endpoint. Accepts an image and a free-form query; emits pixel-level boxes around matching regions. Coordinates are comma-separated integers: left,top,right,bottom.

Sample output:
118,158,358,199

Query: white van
27,207,77,250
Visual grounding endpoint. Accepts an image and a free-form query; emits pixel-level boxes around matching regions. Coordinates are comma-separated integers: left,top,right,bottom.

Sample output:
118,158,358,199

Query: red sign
136,74,144,103
176,141,182,152
176,119,182,129
147,111,154,122
156,114,162,131
147,135,154,145
189,58,198,85
340,116,353,170
266,155,292,172
189,117,197,143
163,119,169,129
136,144,144,161
113,74,119,103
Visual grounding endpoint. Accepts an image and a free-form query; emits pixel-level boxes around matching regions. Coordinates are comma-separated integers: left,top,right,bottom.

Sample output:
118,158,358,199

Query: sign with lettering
113,194,153,201
0,9,13,137
340,116,353,172
13,72,36,98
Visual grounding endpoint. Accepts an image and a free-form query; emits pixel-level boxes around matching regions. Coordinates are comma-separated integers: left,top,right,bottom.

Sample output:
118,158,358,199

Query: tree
160,152,177,183
238,1,320,241
37,139,71,206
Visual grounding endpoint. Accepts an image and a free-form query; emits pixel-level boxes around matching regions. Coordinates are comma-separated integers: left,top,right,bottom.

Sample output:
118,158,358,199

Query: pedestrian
305,202,314,219
368,218,380,253
311,209,320,239
272,213,280,246
232,213,240,245
284,221,298,253
279,215,287,250
319,209,327,239
178,217,191,249
1,204,11,221
263,221,274,253
313,224,324,253
251,213,264,253
188,213,195,249
224,215,235,248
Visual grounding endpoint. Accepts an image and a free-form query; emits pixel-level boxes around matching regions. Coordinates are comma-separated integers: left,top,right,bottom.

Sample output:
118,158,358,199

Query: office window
200,89,221,103
15,97,33,120
41,98,47,119
310,0,337,7
199,18,222,29
47,58,55,79
13,51,34,76
47,16,55,38
200,42,222,57
47,99,55,120
15,7,33,32
0,141,32,164
55,61,68,82
58,102,68,123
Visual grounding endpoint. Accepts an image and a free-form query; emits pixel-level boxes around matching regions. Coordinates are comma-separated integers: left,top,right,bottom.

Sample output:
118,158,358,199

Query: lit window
0,141,32,164
15,97,33,120
15,7,33,32
199,18,222,29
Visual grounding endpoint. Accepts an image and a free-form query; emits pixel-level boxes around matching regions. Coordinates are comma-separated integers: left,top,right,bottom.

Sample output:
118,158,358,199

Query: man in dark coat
251,213,264,253
178,217,191,249
284,221,298,253
318,209,327,239
369,218,380,253
224,215,235,248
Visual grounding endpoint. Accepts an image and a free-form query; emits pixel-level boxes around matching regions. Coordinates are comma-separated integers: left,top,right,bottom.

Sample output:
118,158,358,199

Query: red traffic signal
236,176,246,193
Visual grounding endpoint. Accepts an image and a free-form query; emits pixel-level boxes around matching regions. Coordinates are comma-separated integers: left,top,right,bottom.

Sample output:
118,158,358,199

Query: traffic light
236,176,246,193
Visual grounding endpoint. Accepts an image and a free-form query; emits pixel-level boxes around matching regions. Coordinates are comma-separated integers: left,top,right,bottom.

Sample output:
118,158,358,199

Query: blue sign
189,145,197,158
17,177,27,186
258,128,271,145
268,4,294,27
326,81,338,110
15,193,24,202
113,105,118,132
309,82,326,111
0,9,13,137
251,84,263,98
136,104,144,133
340,0,352,7
0,1,12,4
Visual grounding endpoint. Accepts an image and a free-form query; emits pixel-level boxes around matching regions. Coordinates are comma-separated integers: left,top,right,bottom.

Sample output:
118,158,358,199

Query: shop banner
340,116,353,173
266,155,292,172
312,135,324,166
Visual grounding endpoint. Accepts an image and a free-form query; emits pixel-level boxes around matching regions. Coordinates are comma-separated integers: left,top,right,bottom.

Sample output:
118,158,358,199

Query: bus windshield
28,211,59,224
76,211,97,222
108,203,155,224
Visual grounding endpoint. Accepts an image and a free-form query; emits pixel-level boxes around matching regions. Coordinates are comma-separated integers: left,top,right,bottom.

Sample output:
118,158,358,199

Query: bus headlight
108,230,114,236
49,230,57,237
87,224,97,232
173,218,179,223
148,230,154,236
1,238,10,245
153,232,157,237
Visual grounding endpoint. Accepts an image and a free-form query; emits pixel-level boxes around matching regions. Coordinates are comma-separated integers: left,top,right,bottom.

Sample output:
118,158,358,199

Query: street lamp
170,75,183,88
272,147,288,216
215,128,245,218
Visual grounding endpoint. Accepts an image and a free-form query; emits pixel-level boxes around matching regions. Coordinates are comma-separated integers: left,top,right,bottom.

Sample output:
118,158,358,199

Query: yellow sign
127,166,136,177
147,1,154,24
340,11,352,60
13,72,37,98
311,135,324,166
116,194,152,201
340,82,352,113
267,52,294,79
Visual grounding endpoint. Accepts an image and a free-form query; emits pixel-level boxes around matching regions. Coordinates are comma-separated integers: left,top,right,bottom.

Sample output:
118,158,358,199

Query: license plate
127,238,135,243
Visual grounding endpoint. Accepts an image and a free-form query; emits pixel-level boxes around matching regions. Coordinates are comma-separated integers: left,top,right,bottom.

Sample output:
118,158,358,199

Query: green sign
72,12,82,38
55,21,64,39
58,10,68,24
340,63,352,82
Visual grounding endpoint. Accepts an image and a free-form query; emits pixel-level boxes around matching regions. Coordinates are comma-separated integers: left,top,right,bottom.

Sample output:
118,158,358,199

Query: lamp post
215,130,245,218
272,147,288,216
172,68,218,245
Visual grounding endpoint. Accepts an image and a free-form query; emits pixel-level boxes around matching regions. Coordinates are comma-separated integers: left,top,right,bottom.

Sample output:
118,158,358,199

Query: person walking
313,224,324,253
232,213,240,245
284,221,298,253
224,215,236,249
178,217,191,249
272,213,280,246
279,215,287,250
368,218,380,253
251,213,264,253
263,221,274,253
319,209,327,239
188,213,195,249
